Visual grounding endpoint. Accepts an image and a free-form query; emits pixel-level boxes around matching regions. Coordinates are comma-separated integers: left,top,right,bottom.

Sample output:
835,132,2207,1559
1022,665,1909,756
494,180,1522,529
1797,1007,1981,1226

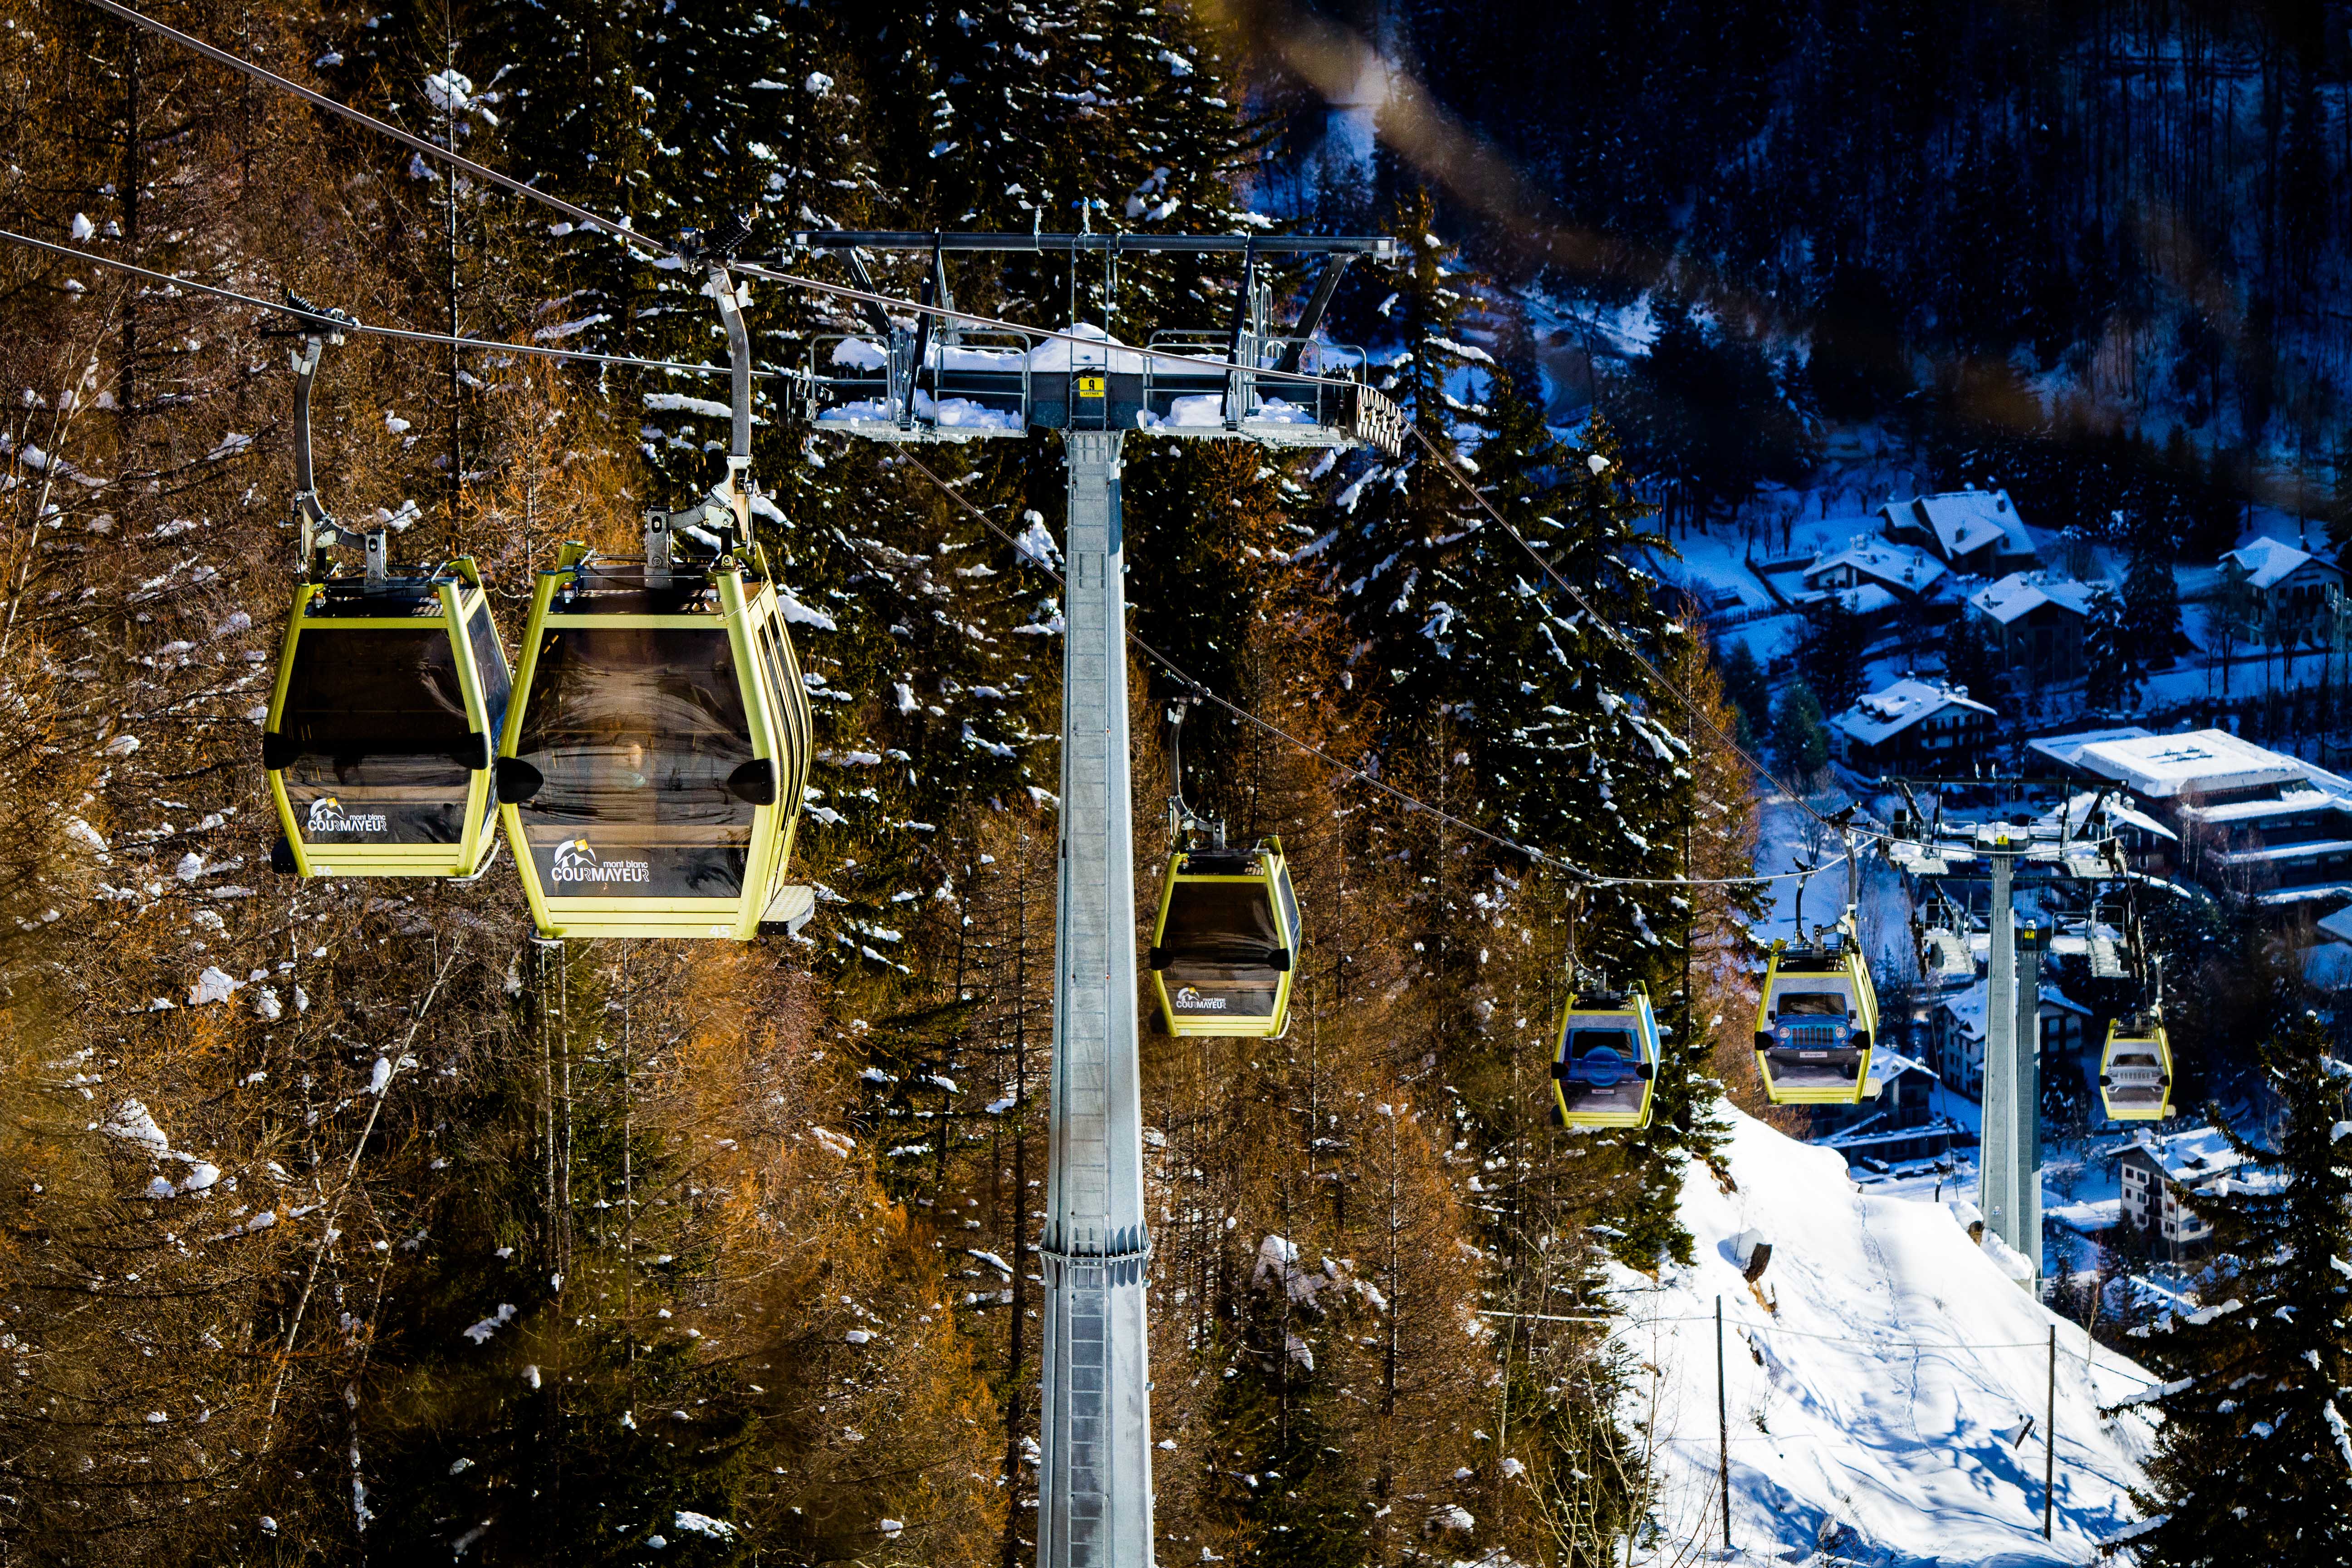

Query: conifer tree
2124,542,2184,673
2130,1010,2352,1566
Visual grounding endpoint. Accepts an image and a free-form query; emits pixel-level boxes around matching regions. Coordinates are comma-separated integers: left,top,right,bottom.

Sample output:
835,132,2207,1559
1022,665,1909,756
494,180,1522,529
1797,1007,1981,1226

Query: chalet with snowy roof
2048,789,2177,875
1879,489,2039,577
2118,1125,2246,1261
1832,678,1995,776
2037,726,2352,903
1968,572,2097,683
1799,537,1948,607
1927,983,2090,1101
2218,536,2342,640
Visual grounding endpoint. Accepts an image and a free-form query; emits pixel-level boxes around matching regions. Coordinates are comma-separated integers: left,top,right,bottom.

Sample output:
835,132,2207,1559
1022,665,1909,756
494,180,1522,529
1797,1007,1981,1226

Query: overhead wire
15,196,1851,894
72,0,1386,400
0,225,794,382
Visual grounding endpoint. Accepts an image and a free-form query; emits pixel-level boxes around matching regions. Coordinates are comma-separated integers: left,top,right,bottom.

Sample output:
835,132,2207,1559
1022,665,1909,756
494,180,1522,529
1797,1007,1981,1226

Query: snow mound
1617,1108,2158,1563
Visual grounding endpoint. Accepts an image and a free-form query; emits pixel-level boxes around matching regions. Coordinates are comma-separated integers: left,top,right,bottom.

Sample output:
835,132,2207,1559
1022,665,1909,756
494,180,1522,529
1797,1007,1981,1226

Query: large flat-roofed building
2032,726,2352,903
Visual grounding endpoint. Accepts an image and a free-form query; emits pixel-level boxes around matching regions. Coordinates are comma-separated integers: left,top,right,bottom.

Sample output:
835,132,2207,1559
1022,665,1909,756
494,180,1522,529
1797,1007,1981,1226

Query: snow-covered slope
1617,1110,2159,1563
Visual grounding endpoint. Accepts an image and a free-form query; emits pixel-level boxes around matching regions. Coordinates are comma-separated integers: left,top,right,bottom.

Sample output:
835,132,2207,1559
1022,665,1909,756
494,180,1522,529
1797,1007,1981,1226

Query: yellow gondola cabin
1753,930,1878,1105
496,524,815,941
265,555,510,879
1147,838,1301,1036
1551,981,1660,1130
494,254,816,941
260,298,511,881
2099,1008,2173,1122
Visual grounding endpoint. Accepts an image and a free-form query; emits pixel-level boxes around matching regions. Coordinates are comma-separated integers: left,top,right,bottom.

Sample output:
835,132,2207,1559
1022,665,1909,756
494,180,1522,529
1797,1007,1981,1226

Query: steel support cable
0,214,1759,892
0,225,791,382
886,447,1826,892
1479,1308,2173,1382
69,0,1384,400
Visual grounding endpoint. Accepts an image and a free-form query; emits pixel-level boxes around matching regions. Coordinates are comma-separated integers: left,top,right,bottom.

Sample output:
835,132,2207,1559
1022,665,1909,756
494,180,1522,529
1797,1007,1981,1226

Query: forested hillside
0,1,1759,1562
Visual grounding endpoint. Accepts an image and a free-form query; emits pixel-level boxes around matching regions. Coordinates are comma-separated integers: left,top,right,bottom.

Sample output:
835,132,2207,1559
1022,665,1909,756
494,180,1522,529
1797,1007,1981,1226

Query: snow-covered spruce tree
1312,193,1713,1268
857,0,1250,285
2128,1009,2352,1566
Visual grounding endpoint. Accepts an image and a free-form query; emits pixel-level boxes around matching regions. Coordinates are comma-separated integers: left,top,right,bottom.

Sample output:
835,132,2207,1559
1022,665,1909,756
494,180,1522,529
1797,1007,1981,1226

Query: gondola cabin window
1160,879,1284,1016
276,627,475,844
1565,1025,1640,1075
466,605,513,743
509,626,757,899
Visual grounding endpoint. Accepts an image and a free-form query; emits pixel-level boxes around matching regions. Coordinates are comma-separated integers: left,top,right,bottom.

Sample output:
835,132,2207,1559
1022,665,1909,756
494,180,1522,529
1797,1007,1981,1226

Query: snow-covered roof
1933,981,2090,1041
1968,571,2097,624
2303,940,2352,990
1864,1049,1936,1093
2053,790,2178,843
2122,1125,2247,1189
2220,534,2338,591
1883,489,2034,562
1835,679,1995,747
2065,728,2327,801
2316,906,2352,945
2029,727,2153,770
1799,582,1898,618
1803,537,1948,595
2190,786,2352,825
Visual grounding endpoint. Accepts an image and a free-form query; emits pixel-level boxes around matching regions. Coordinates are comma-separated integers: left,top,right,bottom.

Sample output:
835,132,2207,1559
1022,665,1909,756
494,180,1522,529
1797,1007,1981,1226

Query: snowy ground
1619,1111,2160,1564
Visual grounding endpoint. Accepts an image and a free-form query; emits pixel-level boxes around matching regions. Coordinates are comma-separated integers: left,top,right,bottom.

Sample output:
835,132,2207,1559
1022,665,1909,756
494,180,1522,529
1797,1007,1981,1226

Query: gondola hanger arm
272,292,387,582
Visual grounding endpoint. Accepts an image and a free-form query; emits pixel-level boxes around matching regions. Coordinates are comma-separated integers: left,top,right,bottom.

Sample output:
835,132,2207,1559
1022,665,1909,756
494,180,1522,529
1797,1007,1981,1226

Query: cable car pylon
1882,788,2127,1287
798,229,1400,1568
